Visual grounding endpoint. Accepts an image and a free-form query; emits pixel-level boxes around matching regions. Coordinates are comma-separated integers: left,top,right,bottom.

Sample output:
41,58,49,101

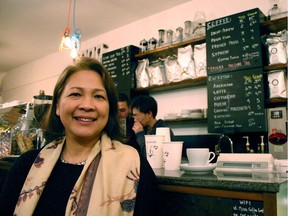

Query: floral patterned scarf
14,133,140,215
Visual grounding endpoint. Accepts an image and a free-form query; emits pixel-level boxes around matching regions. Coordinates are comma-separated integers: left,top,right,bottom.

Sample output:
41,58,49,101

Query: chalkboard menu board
232,199,264,216
206,8,265,74
207,68,267,133
102,45,140,90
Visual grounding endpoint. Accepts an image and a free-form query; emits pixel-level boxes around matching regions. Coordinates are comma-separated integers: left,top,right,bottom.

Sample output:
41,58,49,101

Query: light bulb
70,48,78,59
64,36,71,49
59,27,71,51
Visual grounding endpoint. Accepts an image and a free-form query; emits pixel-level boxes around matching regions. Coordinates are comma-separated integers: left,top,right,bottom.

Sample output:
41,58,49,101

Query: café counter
154,168,287,216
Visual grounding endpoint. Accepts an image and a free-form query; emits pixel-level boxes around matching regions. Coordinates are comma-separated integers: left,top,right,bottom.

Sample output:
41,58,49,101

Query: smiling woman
0,57,159,216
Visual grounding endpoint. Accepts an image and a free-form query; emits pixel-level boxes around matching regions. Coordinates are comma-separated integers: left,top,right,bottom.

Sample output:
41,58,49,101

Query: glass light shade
71,30,81,50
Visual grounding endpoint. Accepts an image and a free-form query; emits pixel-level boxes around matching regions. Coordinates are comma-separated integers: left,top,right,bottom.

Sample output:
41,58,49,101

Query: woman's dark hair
130,95,158,118
42,57,124,142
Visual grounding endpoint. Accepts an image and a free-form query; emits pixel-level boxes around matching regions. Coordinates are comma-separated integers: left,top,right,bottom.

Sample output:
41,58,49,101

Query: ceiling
0,0,192,73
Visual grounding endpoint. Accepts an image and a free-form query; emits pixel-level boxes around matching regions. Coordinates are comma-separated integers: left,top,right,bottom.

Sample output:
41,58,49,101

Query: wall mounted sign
206,8,265,74
102,45,140,90
207,67,267,133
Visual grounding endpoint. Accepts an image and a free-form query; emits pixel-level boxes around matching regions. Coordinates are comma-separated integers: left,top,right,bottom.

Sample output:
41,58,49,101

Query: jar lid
140,39,148,45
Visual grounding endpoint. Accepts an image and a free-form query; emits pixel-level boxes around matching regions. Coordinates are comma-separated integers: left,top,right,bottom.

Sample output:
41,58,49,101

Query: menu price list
102,45,140,90
206,8,265,74
207,68,267,133
232,199,264,216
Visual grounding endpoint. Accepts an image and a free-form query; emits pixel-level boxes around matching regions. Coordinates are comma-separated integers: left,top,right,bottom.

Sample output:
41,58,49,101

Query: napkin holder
214,153,275,182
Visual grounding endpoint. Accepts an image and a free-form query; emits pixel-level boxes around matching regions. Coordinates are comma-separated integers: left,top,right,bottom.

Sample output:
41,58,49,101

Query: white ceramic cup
156,127,171,142
186,148,215,166
145,135,165,169
162,141,183,170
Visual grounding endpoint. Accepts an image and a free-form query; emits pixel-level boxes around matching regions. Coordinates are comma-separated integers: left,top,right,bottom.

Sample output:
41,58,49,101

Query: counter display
154,168,287,216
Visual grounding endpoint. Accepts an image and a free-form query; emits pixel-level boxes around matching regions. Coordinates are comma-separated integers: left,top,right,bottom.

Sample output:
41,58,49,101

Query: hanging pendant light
70,28,81,58
60,27,72,50
58,0,81,59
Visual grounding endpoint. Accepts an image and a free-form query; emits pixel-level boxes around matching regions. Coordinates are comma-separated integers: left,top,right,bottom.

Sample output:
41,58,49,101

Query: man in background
130,95,175,157
117,93,131,120
117,93,140,152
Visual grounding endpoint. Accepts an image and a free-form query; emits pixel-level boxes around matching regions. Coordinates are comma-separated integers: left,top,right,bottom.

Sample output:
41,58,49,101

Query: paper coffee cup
145,135,165,169
163,141,183,170
156,127,171,142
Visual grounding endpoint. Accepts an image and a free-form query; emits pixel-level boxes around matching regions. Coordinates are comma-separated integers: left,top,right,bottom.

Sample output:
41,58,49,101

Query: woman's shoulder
113,140,139,154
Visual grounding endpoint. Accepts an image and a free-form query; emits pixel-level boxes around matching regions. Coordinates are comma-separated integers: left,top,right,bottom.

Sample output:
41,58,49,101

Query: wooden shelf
134,36,206,60
165,117,207,124
266,98,287,108
264,63,288,71
134,76,207,92
261,16,287,34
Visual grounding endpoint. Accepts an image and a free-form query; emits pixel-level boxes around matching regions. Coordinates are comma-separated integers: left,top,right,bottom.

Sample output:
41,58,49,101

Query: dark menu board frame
207,67,267,134
102,45,140,91
206,8,265,74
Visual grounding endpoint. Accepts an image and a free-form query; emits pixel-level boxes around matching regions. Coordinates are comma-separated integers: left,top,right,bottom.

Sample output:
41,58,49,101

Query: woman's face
56,70,109,142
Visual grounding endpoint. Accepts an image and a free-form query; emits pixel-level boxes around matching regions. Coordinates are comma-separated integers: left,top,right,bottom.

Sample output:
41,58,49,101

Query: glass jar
175,27,183,43
148,37,157,50
140,39,148,53
10,105,37,155
166,30,173,44
268,4,282,20
158,29,166,47
184,20,193,40
193,11,207,37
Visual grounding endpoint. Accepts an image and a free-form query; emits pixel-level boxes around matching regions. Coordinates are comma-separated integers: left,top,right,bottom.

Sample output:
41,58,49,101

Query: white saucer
180,163,217,174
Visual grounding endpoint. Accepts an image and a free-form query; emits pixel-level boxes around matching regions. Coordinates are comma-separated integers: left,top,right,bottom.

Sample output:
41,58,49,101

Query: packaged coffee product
194,43,207,77
177,45,196,80
268,70,287,98
135,59,150,88
266,32,287,65
164,55,182,83
148,60,166,86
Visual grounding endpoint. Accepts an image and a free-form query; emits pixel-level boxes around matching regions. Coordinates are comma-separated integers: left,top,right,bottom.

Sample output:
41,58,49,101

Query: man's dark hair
118,93,130,105
130,95,158,118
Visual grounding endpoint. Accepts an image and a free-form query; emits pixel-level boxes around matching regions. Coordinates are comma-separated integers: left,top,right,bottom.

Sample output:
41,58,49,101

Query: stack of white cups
145,128,183,170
